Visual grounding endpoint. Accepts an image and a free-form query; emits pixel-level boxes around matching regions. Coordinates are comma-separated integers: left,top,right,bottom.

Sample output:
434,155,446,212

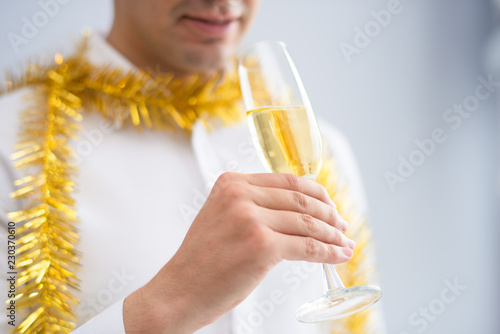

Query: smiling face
108,0,261,76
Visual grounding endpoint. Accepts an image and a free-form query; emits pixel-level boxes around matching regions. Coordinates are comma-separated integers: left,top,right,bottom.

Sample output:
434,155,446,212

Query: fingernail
341,221,348,233
343,247,353,258
347,238,355,250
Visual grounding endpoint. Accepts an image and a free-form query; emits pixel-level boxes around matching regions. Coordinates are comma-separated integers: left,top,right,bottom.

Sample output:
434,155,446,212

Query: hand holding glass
238,41,382,322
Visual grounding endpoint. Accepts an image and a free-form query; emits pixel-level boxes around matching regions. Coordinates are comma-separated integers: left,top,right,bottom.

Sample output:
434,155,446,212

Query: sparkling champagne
247,105,322,179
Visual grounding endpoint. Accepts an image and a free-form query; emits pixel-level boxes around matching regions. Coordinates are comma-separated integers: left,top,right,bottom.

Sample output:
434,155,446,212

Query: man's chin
178,45,235,75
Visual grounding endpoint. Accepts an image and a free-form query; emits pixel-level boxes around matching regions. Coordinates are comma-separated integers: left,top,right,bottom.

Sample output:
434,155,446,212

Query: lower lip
183,17,238,38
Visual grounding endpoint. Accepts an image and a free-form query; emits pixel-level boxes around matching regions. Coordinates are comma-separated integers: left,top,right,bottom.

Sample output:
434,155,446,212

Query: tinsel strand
7,64,82,333
81,66,243,133
316,146,381,333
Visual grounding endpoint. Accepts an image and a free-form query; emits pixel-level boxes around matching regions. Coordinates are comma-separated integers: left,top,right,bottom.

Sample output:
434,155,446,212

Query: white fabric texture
0,34,373,334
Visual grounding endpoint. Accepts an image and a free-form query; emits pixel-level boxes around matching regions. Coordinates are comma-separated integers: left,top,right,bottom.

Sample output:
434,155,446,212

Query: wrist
123,281,193,334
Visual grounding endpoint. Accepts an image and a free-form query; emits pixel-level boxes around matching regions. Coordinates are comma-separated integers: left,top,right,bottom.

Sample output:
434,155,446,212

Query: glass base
295,285,382,323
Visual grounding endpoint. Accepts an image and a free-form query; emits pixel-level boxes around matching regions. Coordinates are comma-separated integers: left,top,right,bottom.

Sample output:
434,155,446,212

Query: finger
262,208,354,248
274,233,353,264
243,173,334,208
250,185,348,233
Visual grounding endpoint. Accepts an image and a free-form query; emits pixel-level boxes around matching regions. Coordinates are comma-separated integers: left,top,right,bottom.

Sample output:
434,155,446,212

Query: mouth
182,14,240,38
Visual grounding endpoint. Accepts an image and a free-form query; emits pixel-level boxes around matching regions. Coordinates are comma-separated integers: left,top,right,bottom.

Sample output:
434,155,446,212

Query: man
0,1,381,333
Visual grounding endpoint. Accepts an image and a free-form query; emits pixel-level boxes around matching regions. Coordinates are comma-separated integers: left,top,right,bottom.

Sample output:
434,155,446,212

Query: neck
106,25,173,77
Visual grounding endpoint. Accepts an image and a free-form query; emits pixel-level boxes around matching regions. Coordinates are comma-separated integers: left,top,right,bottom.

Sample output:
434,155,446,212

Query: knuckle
304,237,320,258
325,245,339,263
322,244,343,264
216,172,238,186
326,245,350,264
300,214,317,235
284,173,302,192
222,182,247,200
328,206,337,223
236,203,257,223
292,192,308,212
247,223,271,253
331,229,343,245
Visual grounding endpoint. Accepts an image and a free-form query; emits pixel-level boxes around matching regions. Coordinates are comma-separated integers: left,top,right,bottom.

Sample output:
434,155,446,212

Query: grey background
0,1,498,333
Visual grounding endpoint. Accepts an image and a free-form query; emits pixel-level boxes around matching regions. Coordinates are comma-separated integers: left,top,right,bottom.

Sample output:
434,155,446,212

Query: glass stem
322,263,345,292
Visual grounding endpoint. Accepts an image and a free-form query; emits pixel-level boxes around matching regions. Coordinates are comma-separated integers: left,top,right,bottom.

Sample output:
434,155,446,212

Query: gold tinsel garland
7,65,82,333
3,37,379,333
317,150,381,333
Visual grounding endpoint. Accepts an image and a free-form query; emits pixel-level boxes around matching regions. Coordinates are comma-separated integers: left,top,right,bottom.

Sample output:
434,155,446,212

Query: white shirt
0,35,370,334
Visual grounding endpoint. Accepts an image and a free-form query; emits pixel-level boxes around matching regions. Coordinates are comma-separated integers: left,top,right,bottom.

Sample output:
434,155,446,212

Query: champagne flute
237,41,382,322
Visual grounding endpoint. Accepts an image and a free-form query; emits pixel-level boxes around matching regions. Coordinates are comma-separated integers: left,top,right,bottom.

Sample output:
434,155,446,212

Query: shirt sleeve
71,298,126,334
